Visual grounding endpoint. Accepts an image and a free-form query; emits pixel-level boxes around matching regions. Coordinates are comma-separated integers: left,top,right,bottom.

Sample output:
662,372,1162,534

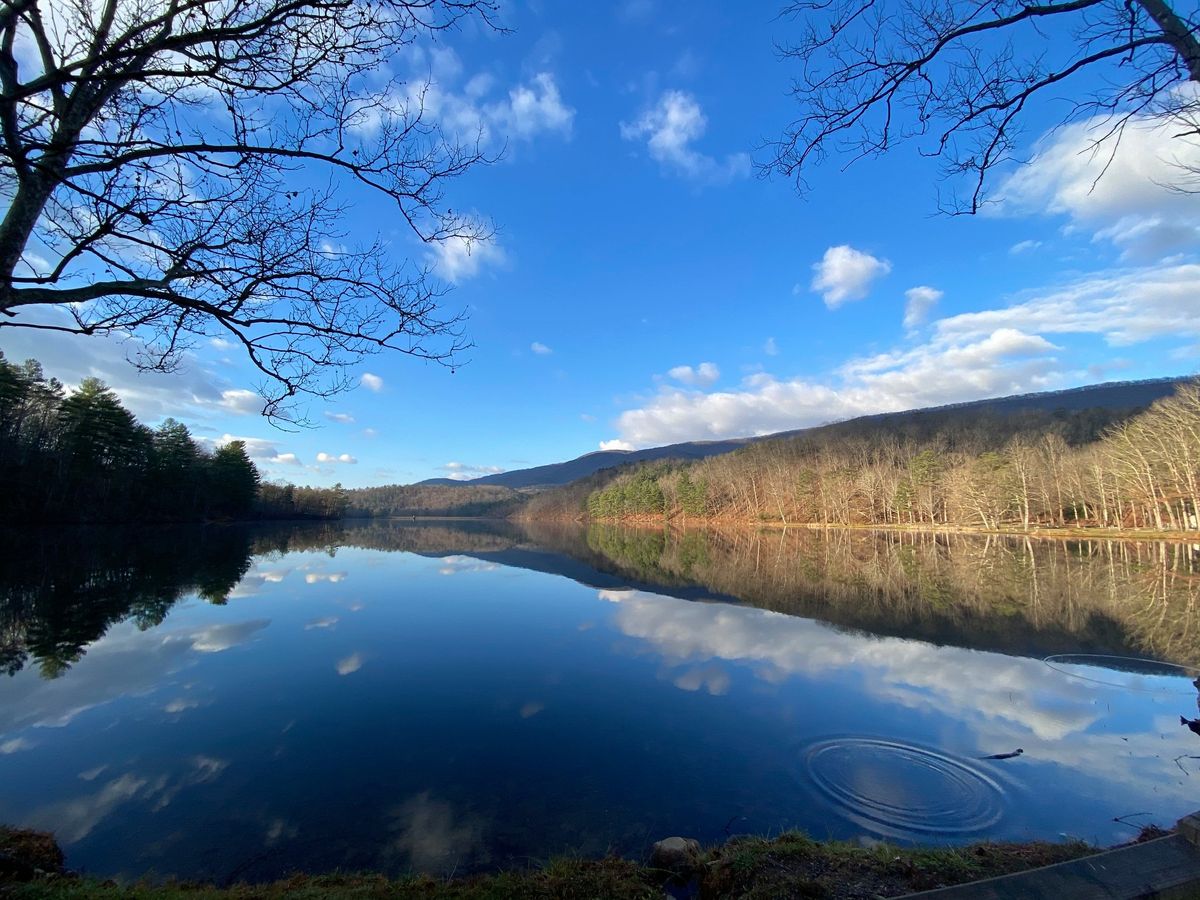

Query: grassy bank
0,826,1106,899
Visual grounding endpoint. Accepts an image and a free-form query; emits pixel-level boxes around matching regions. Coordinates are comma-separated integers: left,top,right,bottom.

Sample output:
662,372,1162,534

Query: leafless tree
765,0,1200,211
0,0,501,419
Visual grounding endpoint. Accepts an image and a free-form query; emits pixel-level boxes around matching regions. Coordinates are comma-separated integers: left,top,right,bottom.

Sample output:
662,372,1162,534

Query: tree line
553,384,1200,534
344,483,523,518
0,353,346,523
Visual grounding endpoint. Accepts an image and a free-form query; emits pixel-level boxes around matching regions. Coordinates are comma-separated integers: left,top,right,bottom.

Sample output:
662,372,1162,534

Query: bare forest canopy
0,352,348,522
5,519,1196,680
343,482,525,518
522,379,1200,534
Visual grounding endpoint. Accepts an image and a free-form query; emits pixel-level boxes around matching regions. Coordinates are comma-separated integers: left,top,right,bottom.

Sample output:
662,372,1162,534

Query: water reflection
0,520,1198,882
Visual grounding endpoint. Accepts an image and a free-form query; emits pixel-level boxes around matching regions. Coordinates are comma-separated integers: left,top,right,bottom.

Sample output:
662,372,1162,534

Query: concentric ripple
1044,654,1200,695
803,738,1006,839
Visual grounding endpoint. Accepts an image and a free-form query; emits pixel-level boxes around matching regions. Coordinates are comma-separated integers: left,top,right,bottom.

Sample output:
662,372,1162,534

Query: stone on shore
650,836,703,874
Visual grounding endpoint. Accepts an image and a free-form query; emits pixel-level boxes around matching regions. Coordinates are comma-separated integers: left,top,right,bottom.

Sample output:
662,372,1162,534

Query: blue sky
4,0,1199,487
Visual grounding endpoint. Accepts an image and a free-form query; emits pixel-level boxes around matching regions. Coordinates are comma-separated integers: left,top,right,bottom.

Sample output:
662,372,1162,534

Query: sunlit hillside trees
572,384,1200,533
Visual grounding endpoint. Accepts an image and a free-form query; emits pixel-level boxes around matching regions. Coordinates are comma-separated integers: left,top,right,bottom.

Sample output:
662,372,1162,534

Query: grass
0,826,1106,900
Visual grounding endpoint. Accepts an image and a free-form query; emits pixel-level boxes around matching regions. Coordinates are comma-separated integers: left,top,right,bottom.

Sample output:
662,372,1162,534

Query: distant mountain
418,377,1189,489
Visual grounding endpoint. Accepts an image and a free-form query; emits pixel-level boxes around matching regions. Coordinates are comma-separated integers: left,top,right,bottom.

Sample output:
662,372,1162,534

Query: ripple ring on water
802,737,1006,839
1043,654,1200,694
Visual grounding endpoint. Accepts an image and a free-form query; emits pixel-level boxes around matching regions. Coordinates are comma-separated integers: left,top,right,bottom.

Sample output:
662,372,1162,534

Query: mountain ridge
417,377,1190,490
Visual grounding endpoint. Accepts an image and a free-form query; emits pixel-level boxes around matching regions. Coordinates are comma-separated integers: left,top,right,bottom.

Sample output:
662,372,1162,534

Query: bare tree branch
0,0,503,421
764,0,1200,211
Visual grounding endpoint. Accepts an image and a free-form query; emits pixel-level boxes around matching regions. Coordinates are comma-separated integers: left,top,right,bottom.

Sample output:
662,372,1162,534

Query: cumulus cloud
441,461,505,481
809,245,892,308
903,285,943,330
530,341,553,355
605,328,1059,447
324,411,355,424
336,653,363,676
599,439,636,452
217,389,261,415
933,262,1200,347
316,452,357,464
361,372,384,392
600,260,1198,448
667,362,720,387
203,434,301,467
354,47,573,148
996,104,1200,259
431,232,505,283
620,90,749,183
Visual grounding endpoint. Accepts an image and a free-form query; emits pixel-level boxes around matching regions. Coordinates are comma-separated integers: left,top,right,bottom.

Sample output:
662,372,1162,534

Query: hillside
421,377,1187,490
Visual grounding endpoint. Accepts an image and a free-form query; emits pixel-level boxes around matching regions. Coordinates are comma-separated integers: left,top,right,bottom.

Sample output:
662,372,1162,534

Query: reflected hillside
566,525,1200,667
4,519,1198,679
319,520,1200,667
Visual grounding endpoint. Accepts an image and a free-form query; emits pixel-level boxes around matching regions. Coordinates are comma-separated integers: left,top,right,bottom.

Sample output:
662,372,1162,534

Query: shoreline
0,825,1124,899
561,516,1200,543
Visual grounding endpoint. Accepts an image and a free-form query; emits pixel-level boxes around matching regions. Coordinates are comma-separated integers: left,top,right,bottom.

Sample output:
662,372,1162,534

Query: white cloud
764,337,779,356
1009,239,1042,255
502,73,575,140
202,434,301,467
304,571,347,584
0,737,33,754
903,285,943,330
599,439,636,452
355,47,573,149
809,245,892,308
667,362,720,387
324,411,355,424
996,105,1200,259
620,90,749,184
316,452,357,464
431,232,505,283
361,372,384,392
933,263,1200,347
441,461,505,481
605,327,1058,447
190,620,271,653
530,341,553,355
602,258,1200,448
336,653,363,676
218,388,261,415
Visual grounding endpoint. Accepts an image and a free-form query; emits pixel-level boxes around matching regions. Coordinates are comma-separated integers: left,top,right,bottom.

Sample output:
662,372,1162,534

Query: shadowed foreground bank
0,826,1102,899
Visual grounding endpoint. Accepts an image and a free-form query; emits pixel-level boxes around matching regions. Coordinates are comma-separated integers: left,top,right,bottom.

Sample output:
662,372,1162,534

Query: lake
1,520,1198,883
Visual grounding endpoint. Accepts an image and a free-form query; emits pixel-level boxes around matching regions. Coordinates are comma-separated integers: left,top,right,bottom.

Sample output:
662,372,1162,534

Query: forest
0,353,347,523
343,483,523,518
522,382,1200,534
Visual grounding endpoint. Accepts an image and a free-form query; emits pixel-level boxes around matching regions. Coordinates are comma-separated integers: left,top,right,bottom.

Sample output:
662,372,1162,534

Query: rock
650,836,703,874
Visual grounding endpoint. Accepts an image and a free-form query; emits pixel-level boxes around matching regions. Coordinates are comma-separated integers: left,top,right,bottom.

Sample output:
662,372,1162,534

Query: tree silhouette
766,0,1200,210
0,0,500,418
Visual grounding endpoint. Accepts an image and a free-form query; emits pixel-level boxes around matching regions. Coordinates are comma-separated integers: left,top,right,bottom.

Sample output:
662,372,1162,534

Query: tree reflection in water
2,520,1197,682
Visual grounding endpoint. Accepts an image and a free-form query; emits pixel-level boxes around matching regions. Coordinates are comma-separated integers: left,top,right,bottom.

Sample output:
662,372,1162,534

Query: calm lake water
1,520,1199,882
